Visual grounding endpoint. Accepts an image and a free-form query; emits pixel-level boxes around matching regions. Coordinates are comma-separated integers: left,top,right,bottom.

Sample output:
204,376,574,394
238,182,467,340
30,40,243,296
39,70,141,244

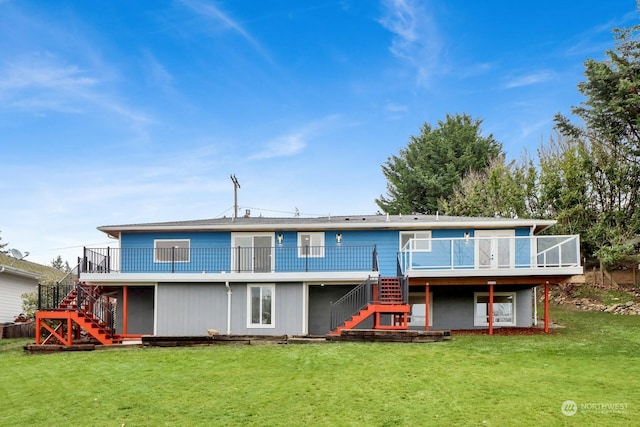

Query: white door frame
475,229,515,269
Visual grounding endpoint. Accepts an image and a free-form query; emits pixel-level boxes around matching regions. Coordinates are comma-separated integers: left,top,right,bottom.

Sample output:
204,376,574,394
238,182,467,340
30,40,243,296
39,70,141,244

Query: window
247,284,275,328
474,292,515,326
408,293,433,327
298,232,325,257
400,231,432,252
154,239,190,263
232,233,273,273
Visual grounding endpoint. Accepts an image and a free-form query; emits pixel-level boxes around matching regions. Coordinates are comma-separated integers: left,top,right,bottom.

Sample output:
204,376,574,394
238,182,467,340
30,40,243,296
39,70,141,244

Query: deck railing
80,245,378,274
38,262,80,310
398,234,581,273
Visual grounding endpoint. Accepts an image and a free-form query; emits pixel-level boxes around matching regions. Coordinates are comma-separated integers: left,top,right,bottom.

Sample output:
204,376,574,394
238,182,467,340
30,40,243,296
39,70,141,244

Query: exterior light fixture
336,233,342,244
464,232,470,243
277,234,283,245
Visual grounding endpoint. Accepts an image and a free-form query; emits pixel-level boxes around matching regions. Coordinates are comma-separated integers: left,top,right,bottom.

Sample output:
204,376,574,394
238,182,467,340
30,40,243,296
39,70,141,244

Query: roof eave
0,265,43,279
97,218,558,234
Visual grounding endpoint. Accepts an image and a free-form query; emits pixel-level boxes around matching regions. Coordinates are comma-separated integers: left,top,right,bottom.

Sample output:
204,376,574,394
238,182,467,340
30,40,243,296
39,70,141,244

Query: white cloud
384,102,408,120
251,133,307,160
503,71,554,89
141,49,174,89
250,115,344,160
0,54,152,128
378,0,442,86
385,102,408,113
0,58,97,91
178,0,272,62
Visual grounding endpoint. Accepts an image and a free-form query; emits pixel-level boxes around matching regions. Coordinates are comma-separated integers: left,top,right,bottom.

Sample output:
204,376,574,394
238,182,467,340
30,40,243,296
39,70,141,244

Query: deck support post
544,281,550,333
425,283,430,332
35,315,41,345
488,281,495,335
123,285,128,335
67,316,73,346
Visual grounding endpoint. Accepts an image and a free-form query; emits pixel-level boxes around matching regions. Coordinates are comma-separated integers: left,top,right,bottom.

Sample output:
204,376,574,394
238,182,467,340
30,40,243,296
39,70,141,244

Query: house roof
0,253,67,281
98,214,557,238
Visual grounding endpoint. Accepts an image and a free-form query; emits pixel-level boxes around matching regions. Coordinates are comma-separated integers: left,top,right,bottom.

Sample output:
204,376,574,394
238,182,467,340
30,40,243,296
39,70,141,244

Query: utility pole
230,174,241,219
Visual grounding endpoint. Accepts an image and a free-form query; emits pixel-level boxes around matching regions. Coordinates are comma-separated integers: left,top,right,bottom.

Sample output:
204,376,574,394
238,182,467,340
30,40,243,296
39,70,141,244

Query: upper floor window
298,232,325,257
154,239,190,263
400,231,432,252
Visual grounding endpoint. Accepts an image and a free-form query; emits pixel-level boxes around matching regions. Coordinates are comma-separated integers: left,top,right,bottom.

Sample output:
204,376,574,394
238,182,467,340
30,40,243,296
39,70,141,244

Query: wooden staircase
36,282,118,346
329,276,410,335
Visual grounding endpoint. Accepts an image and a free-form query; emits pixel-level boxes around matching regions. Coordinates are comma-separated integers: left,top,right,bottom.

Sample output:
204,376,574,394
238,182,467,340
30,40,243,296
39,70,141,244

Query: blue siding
273,229,389,274
117,226,536,274
121,232,231,273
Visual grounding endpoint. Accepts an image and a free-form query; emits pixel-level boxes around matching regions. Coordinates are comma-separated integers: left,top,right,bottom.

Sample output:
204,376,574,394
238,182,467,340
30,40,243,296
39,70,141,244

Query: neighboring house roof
0,253,67,282
98,214,557,238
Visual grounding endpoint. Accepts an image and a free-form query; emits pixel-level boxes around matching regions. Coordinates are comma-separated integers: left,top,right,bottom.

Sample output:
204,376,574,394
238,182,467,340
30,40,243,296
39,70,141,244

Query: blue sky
1,0,638,265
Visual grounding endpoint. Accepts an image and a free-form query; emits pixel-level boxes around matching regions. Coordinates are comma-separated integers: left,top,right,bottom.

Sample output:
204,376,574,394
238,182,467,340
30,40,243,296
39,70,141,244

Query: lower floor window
408,293,432,327
474,292,515,326
248,284,275,328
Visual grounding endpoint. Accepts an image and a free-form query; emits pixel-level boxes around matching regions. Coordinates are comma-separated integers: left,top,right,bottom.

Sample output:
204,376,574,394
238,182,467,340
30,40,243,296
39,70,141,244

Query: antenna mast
230,174,241,219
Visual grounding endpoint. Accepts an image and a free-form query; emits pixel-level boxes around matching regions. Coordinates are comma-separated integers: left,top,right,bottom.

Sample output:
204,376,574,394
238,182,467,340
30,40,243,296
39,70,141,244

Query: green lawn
1,305,638,426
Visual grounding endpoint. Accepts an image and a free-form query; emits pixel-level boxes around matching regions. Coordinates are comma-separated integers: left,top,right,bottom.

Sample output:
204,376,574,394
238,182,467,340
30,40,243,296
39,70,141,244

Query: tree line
377,23,640,268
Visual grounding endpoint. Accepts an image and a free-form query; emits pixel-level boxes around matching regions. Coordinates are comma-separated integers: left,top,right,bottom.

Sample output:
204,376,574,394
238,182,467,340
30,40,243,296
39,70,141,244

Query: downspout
225,281,232,335
531,224,538,327
533,286,537,326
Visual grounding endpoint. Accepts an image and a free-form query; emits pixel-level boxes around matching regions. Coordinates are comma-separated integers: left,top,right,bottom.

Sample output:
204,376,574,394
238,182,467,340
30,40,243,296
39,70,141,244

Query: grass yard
1,305,638,426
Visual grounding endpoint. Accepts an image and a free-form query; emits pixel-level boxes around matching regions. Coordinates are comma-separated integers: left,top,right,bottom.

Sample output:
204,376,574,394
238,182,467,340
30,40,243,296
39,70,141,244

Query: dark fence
1,322,35,338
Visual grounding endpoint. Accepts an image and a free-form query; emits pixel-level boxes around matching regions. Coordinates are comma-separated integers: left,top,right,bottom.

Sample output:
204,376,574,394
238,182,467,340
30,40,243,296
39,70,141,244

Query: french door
475,230,515,269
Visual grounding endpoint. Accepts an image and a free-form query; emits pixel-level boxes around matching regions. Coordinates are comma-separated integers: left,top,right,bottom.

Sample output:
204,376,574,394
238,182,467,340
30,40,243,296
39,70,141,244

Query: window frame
153,239,190,263
400,231,432,252
473,291,516,326
408,292,433,328
297,232,325,258
247,284,276,328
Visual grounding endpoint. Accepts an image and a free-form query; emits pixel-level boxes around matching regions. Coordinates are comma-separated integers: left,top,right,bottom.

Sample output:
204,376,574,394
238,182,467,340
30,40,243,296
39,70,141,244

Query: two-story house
35,214,582,345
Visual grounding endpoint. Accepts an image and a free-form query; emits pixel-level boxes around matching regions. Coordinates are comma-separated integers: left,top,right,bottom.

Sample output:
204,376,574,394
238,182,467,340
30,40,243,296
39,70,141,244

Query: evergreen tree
554,24,640,265
0,231,8,255
376,113,503,214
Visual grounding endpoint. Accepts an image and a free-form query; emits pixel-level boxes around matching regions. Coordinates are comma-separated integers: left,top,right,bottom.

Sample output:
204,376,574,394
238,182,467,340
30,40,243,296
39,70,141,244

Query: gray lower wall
115,286,154,335
308,285,356,335
428,286,532,330
156,282,304,336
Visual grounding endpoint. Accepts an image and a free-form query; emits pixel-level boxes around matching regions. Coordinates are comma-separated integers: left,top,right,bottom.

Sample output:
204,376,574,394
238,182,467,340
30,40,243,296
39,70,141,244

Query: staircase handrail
76,284,115,332
56,260,81,286
330,277,373,331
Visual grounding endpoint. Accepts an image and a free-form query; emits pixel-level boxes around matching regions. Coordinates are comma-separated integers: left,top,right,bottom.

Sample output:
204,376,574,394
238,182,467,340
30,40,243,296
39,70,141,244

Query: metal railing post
76,284,83,313
305,246,309,272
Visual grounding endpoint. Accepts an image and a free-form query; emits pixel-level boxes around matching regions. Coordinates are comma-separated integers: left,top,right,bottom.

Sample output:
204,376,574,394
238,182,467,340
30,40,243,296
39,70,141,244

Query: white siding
0,274,37,323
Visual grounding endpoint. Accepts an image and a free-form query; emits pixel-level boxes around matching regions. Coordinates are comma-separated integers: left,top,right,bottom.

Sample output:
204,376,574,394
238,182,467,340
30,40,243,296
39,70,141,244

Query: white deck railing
399,235,580,273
